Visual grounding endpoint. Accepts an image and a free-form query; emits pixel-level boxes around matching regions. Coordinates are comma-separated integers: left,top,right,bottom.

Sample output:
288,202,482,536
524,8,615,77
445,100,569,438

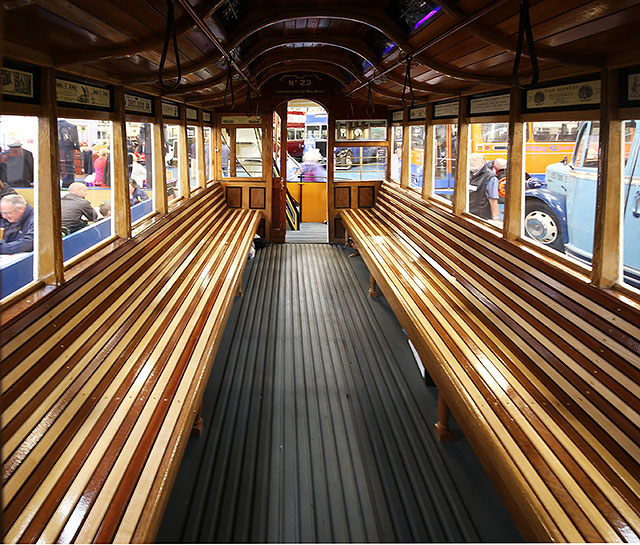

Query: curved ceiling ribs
29,0,623,108
54,0,228,66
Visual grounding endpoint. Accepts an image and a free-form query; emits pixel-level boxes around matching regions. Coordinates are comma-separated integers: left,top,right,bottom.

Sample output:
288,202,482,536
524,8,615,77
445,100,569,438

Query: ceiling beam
174,0,259,94
432,0,603,68
54,0,227,66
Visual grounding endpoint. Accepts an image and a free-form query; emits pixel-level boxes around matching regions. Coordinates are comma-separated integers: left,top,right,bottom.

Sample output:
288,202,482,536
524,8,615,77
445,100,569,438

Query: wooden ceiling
4,0,640,108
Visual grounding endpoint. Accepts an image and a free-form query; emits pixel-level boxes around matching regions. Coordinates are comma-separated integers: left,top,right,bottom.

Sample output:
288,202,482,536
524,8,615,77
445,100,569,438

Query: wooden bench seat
341,182,640,542
1,183,261,544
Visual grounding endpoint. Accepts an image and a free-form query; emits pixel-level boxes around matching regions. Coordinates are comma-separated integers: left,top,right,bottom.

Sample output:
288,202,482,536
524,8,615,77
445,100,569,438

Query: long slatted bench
1,182,261,544
341,182,640,542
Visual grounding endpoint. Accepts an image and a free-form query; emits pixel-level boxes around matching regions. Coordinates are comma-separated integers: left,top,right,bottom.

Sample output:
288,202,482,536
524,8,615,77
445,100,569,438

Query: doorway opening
283,99,328,243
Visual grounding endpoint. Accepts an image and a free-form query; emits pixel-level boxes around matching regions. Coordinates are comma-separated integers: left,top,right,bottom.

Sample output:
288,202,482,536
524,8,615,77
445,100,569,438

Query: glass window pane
126,122,153,225
187,125,198,188
221,128,231,178
523,120,594,264
409,125,424,191
391,126,403,183
0,115,38,299
203,126,211,181
336,120,387,141
59,118,114,263
433,124,457,202
236,128,262,178
623,119,640,289
468,122,507,223
333,146,387,181
164,124,179,201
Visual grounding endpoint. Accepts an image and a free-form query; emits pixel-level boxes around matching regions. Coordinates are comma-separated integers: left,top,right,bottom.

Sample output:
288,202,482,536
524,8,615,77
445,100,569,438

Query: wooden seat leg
368,274,379,298
236,285,242,297
191,403,203,437
434,395,453,442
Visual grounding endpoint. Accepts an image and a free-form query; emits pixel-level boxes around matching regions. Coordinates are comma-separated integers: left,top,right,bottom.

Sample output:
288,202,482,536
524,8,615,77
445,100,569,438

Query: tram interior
1,1,640,543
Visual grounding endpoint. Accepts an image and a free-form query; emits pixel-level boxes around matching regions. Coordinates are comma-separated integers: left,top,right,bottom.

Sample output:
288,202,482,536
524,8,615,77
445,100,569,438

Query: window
187,125,198,188
622,119,640,290
409,125,425,191
468,122,508,223
433,124,457,202
203,126,211,181
221,127,263,178
58,118,115,263
390,126,403,184
335,120,387,141
126,122,154,225
164,124,180,201
0,115,38,299
333,146,387,181
523,120,596,264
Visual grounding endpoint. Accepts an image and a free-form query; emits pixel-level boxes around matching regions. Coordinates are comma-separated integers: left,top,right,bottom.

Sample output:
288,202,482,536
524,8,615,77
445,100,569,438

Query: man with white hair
468,153,500,222
0,194,34,254
61,181,97,233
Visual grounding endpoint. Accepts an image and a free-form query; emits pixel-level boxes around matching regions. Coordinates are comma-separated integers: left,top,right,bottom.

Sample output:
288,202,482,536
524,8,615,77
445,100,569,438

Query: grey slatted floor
158,244,522,543
285,222,328,243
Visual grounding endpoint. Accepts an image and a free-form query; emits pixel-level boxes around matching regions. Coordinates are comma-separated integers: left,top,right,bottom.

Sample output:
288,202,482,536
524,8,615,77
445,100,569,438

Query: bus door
563,120,600,261
623,120,640,286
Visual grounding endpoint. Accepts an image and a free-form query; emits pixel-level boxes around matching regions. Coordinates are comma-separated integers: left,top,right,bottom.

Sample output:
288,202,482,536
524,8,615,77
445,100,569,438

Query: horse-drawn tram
1,0,640,542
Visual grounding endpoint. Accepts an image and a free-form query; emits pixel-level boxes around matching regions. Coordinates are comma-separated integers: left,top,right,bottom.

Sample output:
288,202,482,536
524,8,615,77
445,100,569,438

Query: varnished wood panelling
334,217,346,240
249,187,266,209
357,186,375,208
226,186,242,209
334,186,351,209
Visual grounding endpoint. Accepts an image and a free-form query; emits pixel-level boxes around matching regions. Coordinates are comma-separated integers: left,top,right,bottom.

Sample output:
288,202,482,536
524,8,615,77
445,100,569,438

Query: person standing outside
61,182,97,233
468,153,500,223
93,148,109,187
0,194,34,254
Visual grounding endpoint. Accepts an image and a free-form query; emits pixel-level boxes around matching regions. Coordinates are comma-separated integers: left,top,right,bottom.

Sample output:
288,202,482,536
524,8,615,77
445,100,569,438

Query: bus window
126,122,154,226
390,126,403,184
59,118,115,263
164,123,180,201
433,124,457,202
187,125,198,188
409,125,424,191
468,122,508,224
623,120,640,289
0,115,38,299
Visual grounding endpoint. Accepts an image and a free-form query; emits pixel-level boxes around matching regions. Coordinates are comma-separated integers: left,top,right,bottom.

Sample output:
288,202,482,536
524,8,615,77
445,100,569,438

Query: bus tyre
524,201,564,252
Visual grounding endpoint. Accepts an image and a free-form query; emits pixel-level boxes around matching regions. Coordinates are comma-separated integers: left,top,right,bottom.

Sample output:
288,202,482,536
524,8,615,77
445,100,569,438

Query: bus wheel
524,201,564,252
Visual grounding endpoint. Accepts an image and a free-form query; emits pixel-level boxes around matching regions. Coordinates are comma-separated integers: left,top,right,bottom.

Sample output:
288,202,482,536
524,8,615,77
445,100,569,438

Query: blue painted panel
1,253,33,299
131,199,153,223
62,219,112,262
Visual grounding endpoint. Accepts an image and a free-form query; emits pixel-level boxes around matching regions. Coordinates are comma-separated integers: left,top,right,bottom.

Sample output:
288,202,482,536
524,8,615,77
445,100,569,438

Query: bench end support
368,274,379,298
434,395,453,442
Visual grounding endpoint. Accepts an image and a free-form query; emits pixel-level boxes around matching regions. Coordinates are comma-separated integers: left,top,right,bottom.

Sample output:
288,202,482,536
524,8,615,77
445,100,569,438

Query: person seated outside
468,153,500,223
0,194,34,254
99,199,111,218
129,180,149,206
93,148,109,186
61,181,98,233
301,148,326,182
493,157,507,180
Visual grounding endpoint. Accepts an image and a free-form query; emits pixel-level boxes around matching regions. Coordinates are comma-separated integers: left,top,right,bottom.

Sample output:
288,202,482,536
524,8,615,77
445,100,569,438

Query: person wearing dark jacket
61,182,98,233
468,153,500,222
0,162,18,200
0,194,35,254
